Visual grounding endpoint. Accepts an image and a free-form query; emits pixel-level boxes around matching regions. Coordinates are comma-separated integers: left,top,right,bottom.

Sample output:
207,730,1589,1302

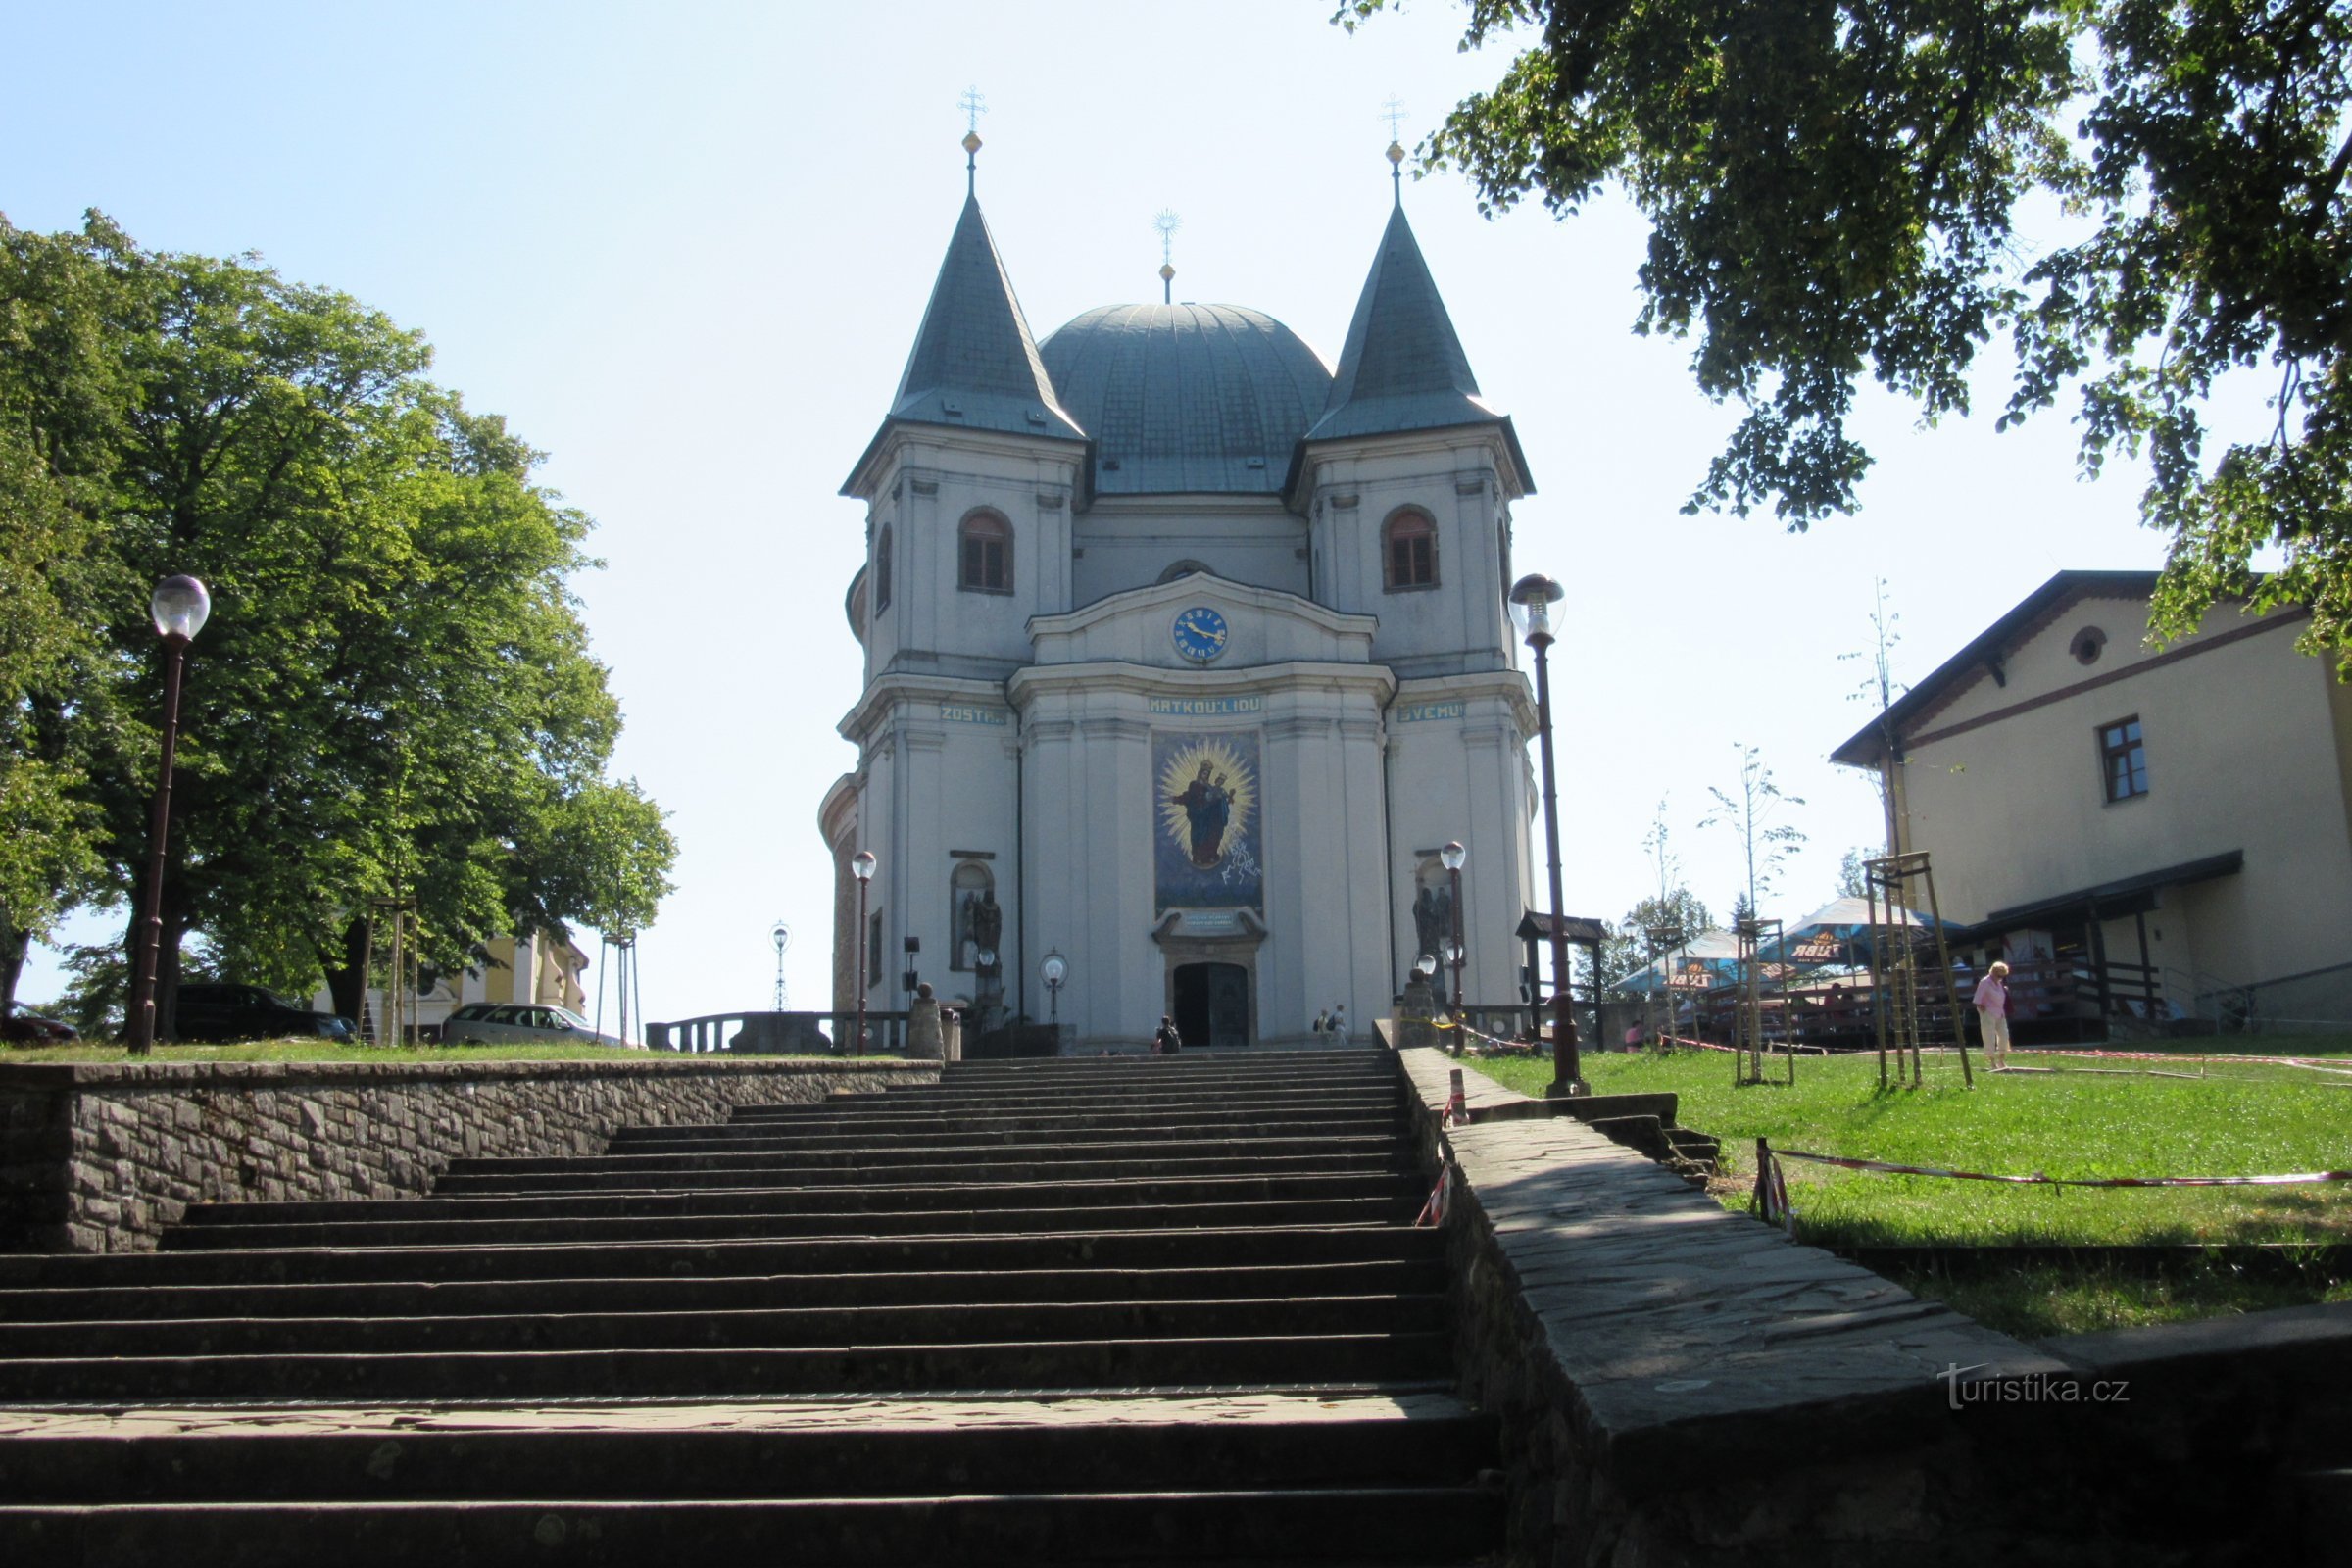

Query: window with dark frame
959,510,1012,593
874,526,894,613
2098,716,2148,802
868,911,885,985
1384,507,1438,591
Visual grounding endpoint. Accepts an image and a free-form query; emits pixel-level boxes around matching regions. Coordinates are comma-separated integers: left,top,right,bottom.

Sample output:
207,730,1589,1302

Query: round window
2071,626,2107,665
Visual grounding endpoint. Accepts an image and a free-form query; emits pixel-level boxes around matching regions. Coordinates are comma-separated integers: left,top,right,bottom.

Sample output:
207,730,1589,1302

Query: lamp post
770,920,791,1012
128,575,211,1056
850,851,876,1055
1440,840,1467,1022
974,947,998,1035
1509,572,1584,1096
1041,950,1067,1032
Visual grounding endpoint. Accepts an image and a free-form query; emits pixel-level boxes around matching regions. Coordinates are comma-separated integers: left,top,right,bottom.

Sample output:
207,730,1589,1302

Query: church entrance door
1171,962,1250,1049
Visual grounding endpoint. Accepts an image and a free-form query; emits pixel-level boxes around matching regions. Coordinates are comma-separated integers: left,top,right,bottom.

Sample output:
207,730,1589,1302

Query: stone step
0,1292,1445,1359
614,1111,1405,1151
0,1258,1446,1325
733,1090,1400,1121
650,1101,1404,1135
444,1128,1392,1175
941,1050,1386,1072
432,1150,1412,1196
182,1172,1419,1229
159,1194,1419,1251
0,1485,1500,1565
0,1224,1446,1293
0,1329,1454,1403
442,1131,1403,1179
0,1395,1496,1502
759,1074,1399,1102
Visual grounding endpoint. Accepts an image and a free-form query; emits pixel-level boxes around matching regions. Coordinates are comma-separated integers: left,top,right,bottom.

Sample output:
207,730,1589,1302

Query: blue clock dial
1172,606,1229,663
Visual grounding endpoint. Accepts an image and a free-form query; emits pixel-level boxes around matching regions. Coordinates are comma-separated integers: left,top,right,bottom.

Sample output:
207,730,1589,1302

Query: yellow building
1833,571,2352,1027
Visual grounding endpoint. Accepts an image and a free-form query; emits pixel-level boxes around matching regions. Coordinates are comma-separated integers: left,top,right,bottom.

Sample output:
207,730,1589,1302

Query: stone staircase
0,1049,1501,1564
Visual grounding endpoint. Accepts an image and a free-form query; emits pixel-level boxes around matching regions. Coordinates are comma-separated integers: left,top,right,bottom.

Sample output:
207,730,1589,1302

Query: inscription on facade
939,704,1009,726
1396,701,1467,723
1148,696,1264,716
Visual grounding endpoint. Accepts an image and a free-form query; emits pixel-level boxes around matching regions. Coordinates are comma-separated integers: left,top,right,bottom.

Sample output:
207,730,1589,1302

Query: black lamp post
1509,572,1585,1096
1440,839,1467,1021
128,575,210,1056
1041,950,1067,1030
850,850,876,1055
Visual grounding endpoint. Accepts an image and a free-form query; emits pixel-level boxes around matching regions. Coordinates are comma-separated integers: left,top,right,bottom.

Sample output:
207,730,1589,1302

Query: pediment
1027,573,1377,669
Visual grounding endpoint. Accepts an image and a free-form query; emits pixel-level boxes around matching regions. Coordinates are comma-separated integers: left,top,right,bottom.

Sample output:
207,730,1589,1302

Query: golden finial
959,87,987,194
1153,210,1182,304
1382,97,1408,206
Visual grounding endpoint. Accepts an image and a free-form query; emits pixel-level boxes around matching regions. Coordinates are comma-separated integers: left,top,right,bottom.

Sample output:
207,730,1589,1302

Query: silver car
443,1003,628,1048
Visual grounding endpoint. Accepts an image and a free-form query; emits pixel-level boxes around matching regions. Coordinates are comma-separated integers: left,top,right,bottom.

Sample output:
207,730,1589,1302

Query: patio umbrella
1764,897,1961,968
1612,928,1744,995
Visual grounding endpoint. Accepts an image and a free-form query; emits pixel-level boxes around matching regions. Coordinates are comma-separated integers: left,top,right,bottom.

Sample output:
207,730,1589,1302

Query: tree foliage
1340,0,2352,664
0,214,675,1025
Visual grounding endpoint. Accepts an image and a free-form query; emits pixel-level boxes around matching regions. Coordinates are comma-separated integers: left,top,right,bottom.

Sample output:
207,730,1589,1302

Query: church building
820,142,1542,1050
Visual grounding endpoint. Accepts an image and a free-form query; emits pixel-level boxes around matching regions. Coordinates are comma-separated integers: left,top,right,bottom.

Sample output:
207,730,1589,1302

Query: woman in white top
1972,960,2012,1069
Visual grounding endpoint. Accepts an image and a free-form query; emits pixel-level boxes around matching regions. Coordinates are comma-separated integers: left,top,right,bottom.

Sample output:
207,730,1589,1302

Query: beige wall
1892,596,2352,986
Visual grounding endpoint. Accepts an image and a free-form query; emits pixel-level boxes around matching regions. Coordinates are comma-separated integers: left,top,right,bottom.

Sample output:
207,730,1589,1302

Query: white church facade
820,160,1543,1050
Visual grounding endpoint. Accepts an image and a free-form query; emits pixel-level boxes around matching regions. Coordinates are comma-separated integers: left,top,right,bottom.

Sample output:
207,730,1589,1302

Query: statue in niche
969,890,1003,960
1412,882,1452,965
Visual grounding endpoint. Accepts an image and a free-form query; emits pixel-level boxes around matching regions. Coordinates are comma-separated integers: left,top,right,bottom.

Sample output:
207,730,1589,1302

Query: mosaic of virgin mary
1152,733,1261,910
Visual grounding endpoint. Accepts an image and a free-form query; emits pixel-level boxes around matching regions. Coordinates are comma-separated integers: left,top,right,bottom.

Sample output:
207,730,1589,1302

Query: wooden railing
648,1010,910,1056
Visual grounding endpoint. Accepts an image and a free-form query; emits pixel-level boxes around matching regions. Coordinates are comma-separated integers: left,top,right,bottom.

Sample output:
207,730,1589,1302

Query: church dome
1039,304,1333,495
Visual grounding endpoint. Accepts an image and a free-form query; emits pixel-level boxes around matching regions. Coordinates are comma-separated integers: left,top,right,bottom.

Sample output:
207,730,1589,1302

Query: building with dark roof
820,148,1541,1049
1832,571,2352,1027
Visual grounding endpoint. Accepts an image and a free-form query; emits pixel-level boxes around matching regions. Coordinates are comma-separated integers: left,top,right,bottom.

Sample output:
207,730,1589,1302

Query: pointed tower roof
1299,204,1531,487
843,194,1085,495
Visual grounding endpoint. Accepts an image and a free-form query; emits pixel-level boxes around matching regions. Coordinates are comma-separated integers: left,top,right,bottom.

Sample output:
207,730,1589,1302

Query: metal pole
1447,862,1465,1025
127,636,189,1055
855,879,869,1057
1529,633,1583,1095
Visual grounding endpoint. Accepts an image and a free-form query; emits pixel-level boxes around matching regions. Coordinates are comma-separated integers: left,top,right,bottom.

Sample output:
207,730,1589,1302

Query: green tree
1340,0,2352,665
0,215,676,1033
1837,847,1872,900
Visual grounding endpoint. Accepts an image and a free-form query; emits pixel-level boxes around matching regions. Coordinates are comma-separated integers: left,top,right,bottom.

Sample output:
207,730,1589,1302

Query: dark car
174,983,356,1044
1,1002,77,1044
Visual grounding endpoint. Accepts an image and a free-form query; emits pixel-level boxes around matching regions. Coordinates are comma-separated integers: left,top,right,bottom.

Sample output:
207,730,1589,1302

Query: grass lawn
0,1040,863,1065
1475,1041,2352,1336
1474,1043,2352,1247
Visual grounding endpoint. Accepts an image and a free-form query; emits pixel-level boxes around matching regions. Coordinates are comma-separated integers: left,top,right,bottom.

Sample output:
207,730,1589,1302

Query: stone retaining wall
0,1056,936,1253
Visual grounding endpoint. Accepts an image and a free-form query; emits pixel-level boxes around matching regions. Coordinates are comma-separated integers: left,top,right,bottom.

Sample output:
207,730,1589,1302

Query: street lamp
770,920,791,1012
974,947,998,1034
128,575,210,1056
850,850,876,1056
1440,840,1467,1021
1509,572,1584,1096
1041,950,1067,1030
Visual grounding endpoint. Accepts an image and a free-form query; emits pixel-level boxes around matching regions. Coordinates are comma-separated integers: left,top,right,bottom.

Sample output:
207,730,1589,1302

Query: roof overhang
1980,849,2244,931
1516,910,1610,946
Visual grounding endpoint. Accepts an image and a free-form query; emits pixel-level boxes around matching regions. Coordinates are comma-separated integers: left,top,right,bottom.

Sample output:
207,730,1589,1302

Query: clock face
1172,606,1229,663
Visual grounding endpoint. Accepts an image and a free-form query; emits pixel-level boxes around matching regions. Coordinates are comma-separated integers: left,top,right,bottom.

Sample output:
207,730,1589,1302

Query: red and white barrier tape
1770,1148,2352,1189
1414,1163,1454,1227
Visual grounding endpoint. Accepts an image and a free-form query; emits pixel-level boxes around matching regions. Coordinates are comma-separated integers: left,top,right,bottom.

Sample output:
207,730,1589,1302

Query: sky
6,1,2207,1023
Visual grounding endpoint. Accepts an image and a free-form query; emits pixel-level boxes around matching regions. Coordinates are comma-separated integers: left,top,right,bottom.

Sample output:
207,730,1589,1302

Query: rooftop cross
1382,96,1407,206
959,86,987,193
1154,209,1181,305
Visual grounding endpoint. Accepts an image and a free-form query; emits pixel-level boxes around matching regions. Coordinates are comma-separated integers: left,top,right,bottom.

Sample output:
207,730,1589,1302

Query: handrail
648,1008,911,1056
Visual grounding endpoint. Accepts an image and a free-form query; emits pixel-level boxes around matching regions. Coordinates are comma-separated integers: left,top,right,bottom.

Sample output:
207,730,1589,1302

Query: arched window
874,526,894,613
1384,508,1438,591
959,509,1012,593
1158,560,1214,584
950,861,997,972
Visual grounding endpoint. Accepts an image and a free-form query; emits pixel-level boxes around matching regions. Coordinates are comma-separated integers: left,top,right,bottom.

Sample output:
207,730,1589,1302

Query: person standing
1311,1008,1329,1036
1328,1004,1348,1047
1973,961,2012,1069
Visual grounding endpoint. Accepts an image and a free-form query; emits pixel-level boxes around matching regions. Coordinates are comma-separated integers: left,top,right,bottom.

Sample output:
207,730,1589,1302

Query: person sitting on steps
1152,1015,1183,1055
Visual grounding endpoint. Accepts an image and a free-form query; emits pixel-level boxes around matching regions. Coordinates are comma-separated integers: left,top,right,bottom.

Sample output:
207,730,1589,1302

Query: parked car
443,1002,628,1048
1,1002,77,1044
174,983,356,1044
